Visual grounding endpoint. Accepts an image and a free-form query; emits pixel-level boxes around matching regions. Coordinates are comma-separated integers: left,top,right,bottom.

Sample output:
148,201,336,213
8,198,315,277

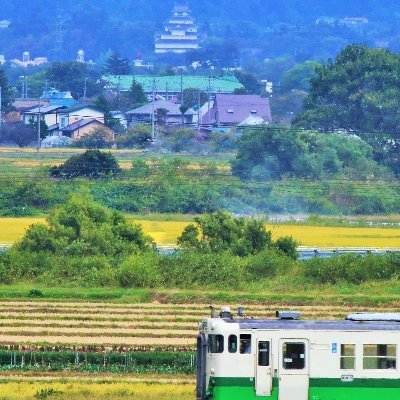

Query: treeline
1,157,400,216
1,196,400,289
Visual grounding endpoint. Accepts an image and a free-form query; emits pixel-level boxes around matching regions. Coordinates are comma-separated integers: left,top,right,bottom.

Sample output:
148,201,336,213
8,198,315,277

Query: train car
196,307,400,400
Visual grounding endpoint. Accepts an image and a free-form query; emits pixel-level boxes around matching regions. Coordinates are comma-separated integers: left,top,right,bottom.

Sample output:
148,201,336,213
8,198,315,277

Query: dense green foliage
178,211,299,258
0,154,399,216
50,150,121,179
73,128,115,149
0,68,13,112
15,192,154,256
116,125,152,149
232,125,386,180
294,45,400,133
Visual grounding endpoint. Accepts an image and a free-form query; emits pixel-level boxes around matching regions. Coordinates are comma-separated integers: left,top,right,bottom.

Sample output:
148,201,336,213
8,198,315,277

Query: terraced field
0,300,397,348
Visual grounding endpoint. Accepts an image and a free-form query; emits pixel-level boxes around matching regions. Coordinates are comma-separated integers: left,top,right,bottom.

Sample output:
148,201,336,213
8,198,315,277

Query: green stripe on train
208,377,400,399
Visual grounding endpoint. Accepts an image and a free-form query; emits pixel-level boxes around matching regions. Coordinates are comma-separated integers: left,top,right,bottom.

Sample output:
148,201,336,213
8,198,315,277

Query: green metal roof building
102,74,244,96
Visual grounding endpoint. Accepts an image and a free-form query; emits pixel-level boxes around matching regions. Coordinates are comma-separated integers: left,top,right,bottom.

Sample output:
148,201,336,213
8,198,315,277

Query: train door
255,338,272,396
278,339,309,400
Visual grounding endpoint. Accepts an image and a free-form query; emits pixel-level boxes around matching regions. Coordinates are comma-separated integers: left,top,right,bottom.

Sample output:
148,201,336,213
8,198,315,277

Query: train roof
224,318,400,331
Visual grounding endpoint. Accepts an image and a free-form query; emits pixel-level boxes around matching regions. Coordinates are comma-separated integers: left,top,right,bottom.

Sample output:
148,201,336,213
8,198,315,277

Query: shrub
116,254,161,288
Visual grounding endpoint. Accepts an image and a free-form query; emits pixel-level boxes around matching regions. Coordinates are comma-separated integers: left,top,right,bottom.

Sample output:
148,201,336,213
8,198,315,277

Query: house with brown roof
201,94,272,127
59,118,113,141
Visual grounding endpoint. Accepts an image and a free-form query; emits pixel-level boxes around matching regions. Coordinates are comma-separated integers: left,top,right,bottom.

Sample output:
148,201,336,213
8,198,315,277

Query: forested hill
1,0,400,63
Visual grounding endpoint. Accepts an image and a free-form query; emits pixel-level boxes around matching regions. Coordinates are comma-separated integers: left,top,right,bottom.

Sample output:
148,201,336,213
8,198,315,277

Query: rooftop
103,75,244,94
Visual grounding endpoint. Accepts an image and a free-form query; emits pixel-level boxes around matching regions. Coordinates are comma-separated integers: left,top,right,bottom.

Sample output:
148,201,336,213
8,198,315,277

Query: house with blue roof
40,89,78,107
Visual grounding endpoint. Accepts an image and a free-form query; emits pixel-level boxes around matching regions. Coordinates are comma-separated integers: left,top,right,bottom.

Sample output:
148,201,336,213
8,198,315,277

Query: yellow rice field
1,217,400,248
0,381,194,400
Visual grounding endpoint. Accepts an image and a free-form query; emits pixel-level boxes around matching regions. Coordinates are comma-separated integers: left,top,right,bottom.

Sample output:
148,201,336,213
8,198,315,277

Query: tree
104,52,131,75
73,127,114,149
50,150,121,179
116,125,152,149
179,88,207,112
294,45,400,133
234,70,262,94
280,60,319,92
177,211,272,257
129,78,147,106
15,192,155,257
0,122,36,147
232,125,381,180
0,68,14,113
45,62,88,99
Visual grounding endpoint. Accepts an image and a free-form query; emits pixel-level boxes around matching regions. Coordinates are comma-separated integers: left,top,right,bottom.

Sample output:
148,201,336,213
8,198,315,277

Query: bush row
1,174,400,216
0,249,294,288
2,249,400,287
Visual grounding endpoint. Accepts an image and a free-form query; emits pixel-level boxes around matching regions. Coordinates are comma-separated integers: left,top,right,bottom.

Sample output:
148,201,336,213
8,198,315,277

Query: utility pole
180,73,184,126
207,76,211,125
197,89,201,130
83,78,88,101
37,96,41,162
151,77,156,140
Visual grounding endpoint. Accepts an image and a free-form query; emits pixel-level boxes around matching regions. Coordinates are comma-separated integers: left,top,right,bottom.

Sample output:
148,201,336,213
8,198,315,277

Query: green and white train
196,307,400,400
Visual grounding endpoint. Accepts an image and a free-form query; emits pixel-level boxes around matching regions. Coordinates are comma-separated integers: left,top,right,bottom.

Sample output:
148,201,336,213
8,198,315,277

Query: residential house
201,94,272,127
41,89,78,107
21,105,65,128
126,99,196,126
59,119,113,141
57,104,105,130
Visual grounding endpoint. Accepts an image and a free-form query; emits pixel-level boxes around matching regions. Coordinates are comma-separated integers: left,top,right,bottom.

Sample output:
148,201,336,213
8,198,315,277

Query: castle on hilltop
155,4,199,54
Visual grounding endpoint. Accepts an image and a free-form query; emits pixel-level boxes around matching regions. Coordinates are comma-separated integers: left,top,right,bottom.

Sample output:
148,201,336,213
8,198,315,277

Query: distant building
202,94,272,128
0,20,10,29
40,88,78,107
339,17,368,27
56,104,105,130
126,99,196,126
59,118,112,141
11,52,48,68
77,49,85,63
102,74,244,98
21,105,65,128
155,4,199,54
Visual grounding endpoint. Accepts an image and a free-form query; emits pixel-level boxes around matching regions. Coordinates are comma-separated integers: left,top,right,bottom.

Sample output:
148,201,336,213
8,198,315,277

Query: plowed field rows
0,300,396,347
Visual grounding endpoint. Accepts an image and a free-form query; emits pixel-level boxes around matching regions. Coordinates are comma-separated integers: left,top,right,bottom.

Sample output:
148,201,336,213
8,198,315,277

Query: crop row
0,350,196,375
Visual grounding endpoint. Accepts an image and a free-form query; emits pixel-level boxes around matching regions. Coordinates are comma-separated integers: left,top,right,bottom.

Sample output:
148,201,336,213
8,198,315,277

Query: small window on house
227,109,234,113
363,344,396,369
250,110,257,113
208,334,224,353
340,344,355,369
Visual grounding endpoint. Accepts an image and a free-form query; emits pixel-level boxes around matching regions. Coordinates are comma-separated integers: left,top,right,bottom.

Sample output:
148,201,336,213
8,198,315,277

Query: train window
228,335,237,353
282,342,305,369
258,341,270,366
340,344,355,369
240,334,252,354
208,335,224,353
363,344,396,369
